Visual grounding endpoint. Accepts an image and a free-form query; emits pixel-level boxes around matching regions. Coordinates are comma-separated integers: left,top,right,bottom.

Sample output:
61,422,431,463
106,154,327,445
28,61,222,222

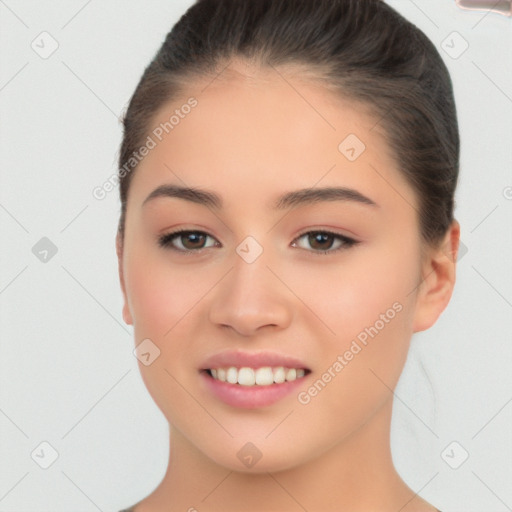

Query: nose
208,247,293,338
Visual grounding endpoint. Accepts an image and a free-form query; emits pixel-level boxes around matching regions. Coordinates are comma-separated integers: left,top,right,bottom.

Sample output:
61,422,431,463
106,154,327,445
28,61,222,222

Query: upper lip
200,349,310,371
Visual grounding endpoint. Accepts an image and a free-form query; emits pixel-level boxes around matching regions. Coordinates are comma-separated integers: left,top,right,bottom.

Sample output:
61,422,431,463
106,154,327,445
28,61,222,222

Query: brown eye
158,230,217,252
157,228,359,256
307,232,336,251
292,230,359,256
182,232,206,250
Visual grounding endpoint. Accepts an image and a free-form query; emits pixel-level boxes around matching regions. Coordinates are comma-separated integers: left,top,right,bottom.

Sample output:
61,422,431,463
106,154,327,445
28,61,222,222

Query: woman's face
117,63,447,473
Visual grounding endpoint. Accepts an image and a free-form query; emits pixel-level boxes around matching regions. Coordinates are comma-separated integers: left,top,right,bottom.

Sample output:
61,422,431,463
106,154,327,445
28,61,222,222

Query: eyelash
157,228,360,256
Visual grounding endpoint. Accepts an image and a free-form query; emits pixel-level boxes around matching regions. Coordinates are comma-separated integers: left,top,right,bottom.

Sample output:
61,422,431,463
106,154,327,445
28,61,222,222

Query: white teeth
208,366,308,386
286,368,296,381
238,367,255,386
255,367,274,385
226,367,238,384
273,366,286,383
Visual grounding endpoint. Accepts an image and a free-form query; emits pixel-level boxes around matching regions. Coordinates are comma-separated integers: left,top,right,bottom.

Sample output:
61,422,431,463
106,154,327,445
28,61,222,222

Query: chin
217,453,302,474
196,437,311,475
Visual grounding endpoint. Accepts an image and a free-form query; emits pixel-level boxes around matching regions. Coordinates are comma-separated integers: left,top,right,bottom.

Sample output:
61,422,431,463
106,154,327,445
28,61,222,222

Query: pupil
185,233,204,248
311,232,332,250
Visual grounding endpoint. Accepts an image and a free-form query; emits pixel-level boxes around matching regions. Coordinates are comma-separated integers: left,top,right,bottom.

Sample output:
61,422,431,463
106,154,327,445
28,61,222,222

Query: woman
116,0,460,510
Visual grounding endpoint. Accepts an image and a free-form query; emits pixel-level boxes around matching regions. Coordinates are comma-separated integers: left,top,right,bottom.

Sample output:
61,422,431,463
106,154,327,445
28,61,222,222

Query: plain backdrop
1,1,511,511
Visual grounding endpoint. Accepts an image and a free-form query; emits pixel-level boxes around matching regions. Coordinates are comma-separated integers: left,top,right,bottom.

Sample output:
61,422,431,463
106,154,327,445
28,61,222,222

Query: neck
138,396,435,512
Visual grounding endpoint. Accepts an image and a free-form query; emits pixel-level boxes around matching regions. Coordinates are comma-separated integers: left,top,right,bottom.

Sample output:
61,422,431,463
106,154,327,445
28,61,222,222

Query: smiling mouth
202,366,311,386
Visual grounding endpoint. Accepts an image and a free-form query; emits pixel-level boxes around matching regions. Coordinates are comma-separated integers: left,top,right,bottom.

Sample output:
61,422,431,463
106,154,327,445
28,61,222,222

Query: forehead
126,62,416,216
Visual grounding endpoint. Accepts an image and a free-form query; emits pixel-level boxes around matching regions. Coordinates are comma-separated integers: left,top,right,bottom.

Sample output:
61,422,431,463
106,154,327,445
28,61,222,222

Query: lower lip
199,370,309,409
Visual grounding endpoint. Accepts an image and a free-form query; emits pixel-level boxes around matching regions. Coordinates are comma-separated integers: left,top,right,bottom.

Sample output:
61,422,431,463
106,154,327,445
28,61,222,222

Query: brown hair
117,0,459,251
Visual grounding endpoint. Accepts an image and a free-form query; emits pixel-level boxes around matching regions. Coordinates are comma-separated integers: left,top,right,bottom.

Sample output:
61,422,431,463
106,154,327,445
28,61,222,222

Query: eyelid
294,226,356,241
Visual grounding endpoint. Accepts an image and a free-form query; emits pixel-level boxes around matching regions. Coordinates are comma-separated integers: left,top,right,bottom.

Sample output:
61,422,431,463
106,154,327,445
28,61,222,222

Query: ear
412,220,460,333
116,232,133,326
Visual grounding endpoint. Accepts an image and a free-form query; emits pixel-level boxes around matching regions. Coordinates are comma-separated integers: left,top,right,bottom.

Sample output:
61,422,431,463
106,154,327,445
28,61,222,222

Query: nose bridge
233,235,272,296
208,234,292,335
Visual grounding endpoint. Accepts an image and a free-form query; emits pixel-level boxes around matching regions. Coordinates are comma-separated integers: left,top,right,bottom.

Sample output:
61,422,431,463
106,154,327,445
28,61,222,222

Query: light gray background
1,1,511,511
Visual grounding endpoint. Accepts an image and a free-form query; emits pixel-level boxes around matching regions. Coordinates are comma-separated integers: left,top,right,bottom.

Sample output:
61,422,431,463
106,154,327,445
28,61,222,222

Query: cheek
300,241,421,406
124,254,204,420
298,243,420,344
126,251,199,339
294,269,418,443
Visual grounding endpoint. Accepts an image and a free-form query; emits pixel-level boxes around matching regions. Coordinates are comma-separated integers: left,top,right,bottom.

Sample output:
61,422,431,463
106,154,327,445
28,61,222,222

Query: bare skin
117,59,459,512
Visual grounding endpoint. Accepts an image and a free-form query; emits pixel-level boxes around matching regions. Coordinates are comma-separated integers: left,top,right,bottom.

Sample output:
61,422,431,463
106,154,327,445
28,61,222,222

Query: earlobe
116,232,134,326
412,220,460,333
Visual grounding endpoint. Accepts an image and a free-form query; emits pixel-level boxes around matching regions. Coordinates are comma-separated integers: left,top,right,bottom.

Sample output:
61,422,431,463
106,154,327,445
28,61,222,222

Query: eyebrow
142,184,379,210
